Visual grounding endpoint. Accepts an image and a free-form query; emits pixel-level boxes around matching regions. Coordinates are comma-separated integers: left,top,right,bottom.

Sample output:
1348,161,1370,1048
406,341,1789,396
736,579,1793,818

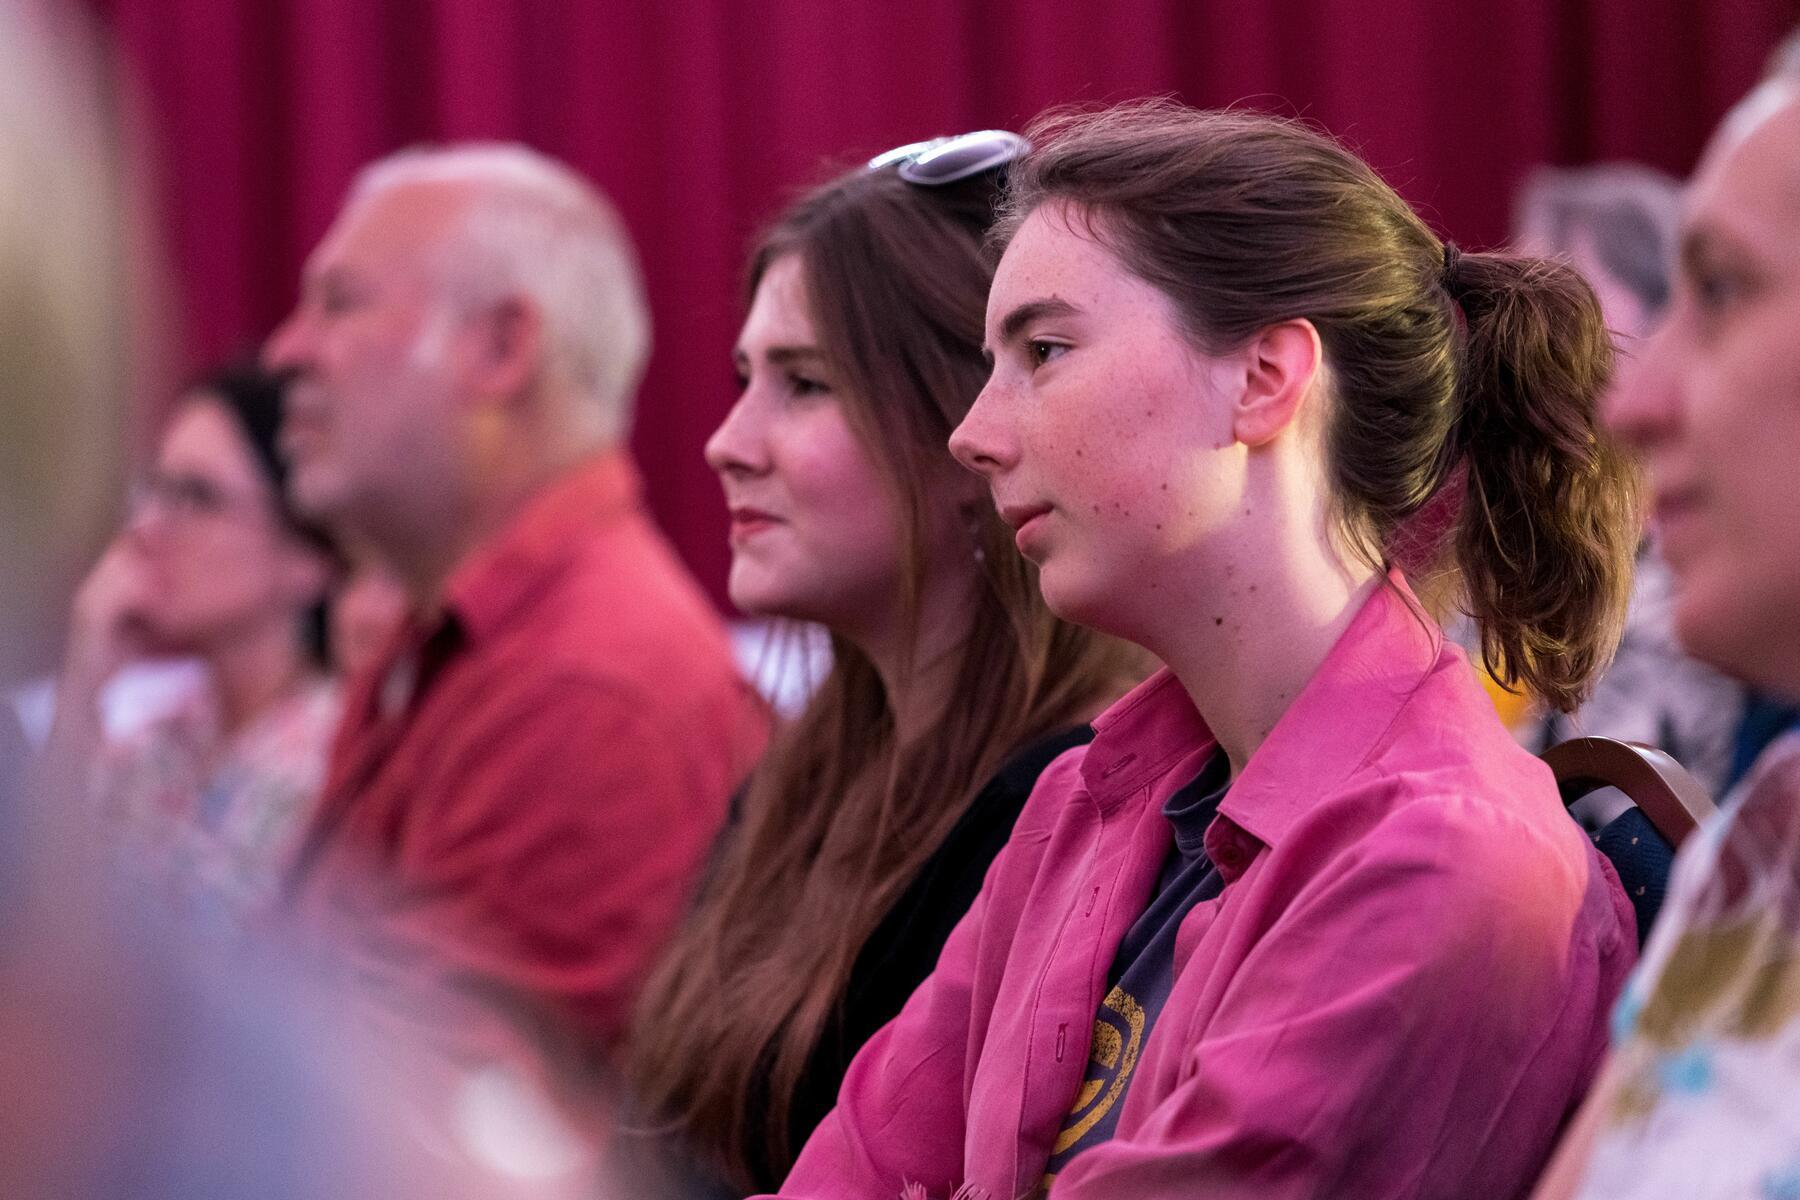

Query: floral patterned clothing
97,677,340,933
1572,733,1800,1199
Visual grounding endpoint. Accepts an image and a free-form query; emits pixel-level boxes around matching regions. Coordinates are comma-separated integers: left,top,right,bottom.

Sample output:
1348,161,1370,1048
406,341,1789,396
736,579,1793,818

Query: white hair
349,143,651,445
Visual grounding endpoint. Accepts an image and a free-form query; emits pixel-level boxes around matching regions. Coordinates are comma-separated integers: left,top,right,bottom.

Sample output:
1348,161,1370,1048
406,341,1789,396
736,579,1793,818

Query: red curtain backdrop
89,0,1800,607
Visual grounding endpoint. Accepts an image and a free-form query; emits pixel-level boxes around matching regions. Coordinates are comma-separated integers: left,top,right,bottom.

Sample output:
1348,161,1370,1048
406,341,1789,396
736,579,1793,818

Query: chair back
1541,737,1717,946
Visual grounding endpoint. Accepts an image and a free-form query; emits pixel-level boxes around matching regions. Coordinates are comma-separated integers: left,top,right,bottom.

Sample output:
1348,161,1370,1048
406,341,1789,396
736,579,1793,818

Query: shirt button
1100,753,1138,780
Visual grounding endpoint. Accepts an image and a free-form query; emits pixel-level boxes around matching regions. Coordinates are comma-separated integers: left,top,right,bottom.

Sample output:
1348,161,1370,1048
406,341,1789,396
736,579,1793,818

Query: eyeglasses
131,470,274,525
868,129,1029,187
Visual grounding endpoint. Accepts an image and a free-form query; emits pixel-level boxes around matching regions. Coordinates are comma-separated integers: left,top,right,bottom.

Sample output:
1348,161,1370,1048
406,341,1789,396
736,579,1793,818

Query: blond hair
0,3,129,680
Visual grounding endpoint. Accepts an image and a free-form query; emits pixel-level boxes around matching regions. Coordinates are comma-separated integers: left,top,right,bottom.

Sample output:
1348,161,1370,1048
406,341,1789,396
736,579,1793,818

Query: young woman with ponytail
762,102,1644,1200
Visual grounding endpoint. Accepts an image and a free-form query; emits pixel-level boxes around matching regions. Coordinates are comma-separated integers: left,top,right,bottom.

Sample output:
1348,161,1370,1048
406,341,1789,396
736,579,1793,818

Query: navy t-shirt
1043,750,1231,1184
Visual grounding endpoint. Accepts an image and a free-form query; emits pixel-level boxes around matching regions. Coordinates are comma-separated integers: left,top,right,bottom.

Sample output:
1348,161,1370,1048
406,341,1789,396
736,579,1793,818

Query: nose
704,391,769,479
1603,325,1682,456
124,492,168,546
948,377,1016,480
262,306,312,376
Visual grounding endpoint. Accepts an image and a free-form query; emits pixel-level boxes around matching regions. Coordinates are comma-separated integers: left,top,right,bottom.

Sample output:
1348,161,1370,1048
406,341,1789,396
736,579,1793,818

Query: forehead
157,395,260,481
739,254,818,346
307,179,469,279
989,202,1177,330
1686,86,1800,250
995,205,1115,288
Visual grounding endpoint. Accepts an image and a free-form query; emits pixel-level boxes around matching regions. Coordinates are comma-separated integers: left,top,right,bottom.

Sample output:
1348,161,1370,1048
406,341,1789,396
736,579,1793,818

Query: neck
1157,556,1377,777
381,505,507,609
1137,456,1379,777
380,433,611,608
203,618,316,734
852,564,981,748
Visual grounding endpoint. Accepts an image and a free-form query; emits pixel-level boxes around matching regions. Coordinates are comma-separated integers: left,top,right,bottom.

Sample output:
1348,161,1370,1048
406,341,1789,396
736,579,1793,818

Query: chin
1671,575,1760,684
1035,564,1116,636
1678,584,1800,703
289,465,347,521
724,573,789,621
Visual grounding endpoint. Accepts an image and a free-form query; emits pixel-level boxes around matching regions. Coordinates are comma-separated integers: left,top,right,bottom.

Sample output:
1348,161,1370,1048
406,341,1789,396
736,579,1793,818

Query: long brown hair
625,159,1141,1185
999,102,1643,712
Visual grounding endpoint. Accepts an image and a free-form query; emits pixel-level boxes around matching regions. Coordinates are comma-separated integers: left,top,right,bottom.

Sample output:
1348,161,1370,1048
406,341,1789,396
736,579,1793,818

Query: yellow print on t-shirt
1048,984,1145,1171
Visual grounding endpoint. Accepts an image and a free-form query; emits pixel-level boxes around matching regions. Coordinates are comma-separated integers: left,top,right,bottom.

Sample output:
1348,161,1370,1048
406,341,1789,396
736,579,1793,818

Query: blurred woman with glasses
43,362,341,931
622,133,1144,1195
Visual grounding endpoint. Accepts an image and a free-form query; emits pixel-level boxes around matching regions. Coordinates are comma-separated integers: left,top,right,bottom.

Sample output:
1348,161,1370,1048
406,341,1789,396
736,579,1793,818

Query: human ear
1231,318,1322,448
467,294,545,404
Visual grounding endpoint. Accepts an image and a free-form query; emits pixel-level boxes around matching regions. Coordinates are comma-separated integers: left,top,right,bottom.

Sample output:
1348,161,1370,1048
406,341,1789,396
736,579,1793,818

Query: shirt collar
439,450,643,647
1083,669,1215,808
1221,571,1444,848
1083,571,1445,848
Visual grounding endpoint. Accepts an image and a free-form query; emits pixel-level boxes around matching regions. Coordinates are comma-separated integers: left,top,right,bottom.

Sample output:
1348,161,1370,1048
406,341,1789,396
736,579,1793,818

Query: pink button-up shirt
767,578,1636,1200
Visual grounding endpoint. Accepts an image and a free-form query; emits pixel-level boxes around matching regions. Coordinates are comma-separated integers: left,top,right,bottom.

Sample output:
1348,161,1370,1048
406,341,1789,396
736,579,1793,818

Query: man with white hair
264,143,766,1052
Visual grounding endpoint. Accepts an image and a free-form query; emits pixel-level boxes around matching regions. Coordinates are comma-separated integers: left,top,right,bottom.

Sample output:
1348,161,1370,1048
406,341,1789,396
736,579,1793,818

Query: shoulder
1360,649,1571,841
1296,764,1617,960
932,725,1099,860
1005,735,1098,844
1307,681,1600,913
981,725,1096,808
508,521,745,704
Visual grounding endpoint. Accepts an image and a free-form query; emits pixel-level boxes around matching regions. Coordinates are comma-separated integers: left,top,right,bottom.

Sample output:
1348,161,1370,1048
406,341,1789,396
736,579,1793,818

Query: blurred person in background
0,5,630,1197
263,143,768,1059
1514,165,1744,794
38,362,341,933
624,133,1145,1196
1533,33,1800,1200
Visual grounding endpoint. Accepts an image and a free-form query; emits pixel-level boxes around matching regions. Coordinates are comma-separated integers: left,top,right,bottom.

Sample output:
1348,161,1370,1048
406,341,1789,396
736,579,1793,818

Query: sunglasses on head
868,129,1029,186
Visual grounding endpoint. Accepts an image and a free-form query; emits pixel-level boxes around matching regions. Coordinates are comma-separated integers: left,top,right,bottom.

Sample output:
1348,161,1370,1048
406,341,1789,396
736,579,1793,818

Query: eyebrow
989,297,1079,354
734,343,829,369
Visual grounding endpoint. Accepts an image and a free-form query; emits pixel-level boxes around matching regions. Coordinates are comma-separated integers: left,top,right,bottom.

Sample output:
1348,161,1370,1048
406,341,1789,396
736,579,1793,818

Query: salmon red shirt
769,575,1636,1200
285,451,766,1055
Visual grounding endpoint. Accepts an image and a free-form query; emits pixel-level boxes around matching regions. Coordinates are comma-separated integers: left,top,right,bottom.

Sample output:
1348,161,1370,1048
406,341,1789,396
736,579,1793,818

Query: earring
965,509,987,566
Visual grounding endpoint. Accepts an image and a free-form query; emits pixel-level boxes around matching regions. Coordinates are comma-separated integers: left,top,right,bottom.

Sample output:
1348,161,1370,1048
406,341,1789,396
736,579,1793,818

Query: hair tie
1441,240,1463,286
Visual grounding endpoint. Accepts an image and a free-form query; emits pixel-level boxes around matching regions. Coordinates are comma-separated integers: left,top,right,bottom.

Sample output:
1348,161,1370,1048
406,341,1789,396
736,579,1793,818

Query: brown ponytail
1446,251,1641,711
1000,100,1642,711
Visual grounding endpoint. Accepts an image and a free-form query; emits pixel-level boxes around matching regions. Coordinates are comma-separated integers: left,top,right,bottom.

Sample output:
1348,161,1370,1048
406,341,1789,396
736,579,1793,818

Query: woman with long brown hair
763,101,1645,1200
623,133,1143,1194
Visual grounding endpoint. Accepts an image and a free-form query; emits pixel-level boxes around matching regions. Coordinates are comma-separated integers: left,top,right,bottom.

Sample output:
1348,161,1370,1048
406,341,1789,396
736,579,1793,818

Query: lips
1650,483,1707,560
727,505,782,540
280,401,330,461
999,502,1052,555
998,501,1051,531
